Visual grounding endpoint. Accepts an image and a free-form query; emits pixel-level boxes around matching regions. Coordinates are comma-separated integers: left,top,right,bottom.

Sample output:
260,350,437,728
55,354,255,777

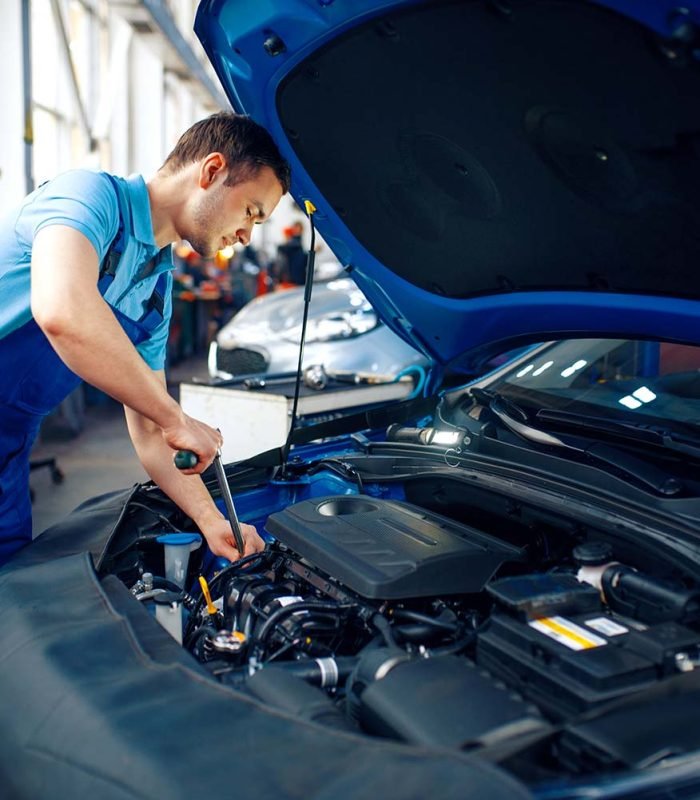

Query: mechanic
0,112,290,567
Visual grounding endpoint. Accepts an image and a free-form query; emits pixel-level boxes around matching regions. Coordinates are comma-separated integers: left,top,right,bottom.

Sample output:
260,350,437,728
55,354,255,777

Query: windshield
485,339,700,430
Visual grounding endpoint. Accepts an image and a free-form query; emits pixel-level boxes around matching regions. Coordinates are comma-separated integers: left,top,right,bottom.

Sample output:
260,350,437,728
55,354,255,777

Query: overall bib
0,176,167,566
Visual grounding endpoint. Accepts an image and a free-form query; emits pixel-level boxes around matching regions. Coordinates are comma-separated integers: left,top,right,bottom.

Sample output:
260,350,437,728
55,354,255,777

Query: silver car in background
209,277,427,380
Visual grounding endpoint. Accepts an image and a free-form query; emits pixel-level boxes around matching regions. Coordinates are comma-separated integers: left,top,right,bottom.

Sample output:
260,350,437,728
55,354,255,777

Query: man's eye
245,207,252,218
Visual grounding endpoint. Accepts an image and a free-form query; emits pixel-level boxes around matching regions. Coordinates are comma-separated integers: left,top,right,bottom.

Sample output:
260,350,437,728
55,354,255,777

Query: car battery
477,573,700,719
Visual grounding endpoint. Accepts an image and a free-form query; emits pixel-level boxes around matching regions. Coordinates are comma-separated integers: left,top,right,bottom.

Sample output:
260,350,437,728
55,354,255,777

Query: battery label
584,616,629,637
529,616,607,650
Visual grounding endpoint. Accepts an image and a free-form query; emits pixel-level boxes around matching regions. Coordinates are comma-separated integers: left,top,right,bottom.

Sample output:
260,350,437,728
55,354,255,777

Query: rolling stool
29,457,64,502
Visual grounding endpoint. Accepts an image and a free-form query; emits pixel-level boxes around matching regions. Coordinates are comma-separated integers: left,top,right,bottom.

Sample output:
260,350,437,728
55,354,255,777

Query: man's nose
236,224,253,246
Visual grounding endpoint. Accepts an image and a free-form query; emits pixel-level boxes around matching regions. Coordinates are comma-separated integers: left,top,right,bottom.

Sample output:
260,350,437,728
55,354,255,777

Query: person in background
274,219,307,287
0,112,290,566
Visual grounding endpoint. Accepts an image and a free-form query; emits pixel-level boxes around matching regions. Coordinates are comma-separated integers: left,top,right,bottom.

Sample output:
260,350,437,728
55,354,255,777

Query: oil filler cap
572,541,614,566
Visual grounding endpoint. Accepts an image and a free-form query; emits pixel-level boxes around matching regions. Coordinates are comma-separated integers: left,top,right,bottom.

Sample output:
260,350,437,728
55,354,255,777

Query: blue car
2,2,700,799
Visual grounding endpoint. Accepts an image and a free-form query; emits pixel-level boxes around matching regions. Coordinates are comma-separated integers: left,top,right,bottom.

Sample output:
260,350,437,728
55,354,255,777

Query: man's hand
160,413,223,475
200,518,265,562
125,375,263,562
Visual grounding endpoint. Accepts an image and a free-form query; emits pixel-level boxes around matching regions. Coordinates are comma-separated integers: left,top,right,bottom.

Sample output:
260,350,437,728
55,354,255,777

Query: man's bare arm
124,378,264,562
30,224,219,472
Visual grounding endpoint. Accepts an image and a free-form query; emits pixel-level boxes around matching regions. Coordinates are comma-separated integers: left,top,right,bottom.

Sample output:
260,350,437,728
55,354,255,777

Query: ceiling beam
111,0,229,110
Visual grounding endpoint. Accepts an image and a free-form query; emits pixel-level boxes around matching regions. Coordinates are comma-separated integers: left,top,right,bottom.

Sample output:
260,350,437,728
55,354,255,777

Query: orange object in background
214,249,231,270
178,289,196,302
256,267,269,296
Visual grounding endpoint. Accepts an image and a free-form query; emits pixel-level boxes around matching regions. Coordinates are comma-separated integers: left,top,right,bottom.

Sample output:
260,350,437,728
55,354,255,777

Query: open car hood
195,0,700,369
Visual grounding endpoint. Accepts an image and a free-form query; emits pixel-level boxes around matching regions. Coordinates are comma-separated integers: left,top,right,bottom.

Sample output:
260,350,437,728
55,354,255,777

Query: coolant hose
246,665,355,731
253,656,357,687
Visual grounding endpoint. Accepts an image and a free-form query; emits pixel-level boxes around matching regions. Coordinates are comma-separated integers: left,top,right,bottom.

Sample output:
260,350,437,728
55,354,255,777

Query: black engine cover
265,495,523,599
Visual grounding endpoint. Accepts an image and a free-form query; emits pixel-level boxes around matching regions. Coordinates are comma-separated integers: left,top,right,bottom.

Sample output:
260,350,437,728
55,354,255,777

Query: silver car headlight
282,308,379,344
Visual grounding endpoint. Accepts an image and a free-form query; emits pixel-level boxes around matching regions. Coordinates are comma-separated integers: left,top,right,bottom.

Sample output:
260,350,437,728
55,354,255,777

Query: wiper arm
471,390,683,497
536,409,700,460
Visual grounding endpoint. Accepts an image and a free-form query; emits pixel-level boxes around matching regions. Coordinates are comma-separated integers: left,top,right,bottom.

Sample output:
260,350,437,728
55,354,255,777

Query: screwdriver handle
174,450,198,470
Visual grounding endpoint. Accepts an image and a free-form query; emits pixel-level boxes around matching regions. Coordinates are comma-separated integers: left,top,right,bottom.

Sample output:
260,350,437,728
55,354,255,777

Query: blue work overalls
0,176,168,566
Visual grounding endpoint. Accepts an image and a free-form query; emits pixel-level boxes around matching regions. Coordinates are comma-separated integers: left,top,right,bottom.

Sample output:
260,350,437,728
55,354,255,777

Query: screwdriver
174,445,246,557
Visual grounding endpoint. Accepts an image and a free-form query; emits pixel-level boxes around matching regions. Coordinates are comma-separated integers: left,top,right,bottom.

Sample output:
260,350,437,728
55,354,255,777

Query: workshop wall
0,0,221,215
0,1,28,214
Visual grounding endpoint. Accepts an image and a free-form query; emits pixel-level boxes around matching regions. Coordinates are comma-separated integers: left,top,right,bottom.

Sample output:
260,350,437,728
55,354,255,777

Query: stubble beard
187,187,224,257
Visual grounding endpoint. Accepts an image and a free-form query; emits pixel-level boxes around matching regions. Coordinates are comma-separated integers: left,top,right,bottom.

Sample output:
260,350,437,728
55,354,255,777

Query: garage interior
2,3,700,797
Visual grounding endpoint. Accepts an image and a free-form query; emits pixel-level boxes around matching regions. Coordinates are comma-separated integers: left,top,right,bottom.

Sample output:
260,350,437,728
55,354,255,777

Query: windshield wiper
536,409,700,460
470,389,683,497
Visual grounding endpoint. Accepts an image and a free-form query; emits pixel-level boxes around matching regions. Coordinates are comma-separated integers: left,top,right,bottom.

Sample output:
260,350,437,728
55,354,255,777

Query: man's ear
199,152,227,189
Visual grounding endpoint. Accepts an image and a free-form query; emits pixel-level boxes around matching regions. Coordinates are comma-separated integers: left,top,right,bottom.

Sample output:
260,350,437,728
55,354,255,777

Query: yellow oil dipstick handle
198,576,218,616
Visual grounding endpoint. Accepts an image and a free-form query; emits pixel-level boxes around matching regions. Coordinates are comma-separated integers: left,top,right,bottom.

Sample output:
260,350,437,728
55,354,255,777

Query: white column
128,34,165,176
0,0,30,214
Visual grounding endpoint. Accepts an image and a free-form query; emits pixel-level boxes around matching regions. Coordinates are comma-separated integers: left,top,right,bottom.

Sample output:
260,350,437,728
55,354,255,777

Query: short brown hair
161,112,291,193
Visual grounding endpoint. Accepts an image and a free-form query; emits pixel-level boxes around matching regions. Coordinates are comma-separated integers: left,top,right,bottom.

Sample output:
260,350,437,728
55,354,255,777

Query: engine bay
106,447,700,786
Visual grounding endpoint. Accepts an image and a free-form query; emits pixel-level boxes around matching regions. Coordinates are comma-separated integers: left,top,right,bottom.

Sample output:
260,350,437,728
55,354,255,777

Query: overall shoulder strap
99,174,135,280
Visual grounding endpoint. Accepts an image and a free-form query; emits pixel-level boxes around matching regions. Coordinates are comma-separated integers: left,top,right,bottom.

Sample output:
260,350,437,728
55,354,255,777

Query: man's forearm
125,406,224,528
127,405,265,561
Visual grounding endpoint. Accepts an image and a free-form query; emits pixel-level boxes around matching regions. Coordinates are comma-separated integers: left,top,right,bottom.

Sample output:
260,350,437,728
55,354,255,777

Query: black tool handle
174,450,199,470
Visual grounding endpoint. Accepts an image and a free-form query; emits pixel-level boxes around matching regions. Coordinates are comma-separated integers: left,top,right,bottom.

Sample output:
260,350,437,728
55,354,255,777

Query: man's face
187,165,284,257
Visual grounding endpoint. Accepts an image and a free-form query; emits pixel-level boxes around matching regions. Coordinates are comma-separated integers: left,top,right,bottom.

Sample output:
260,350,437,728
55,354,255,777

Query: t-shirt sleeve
16,170,119,261
136,273,173,371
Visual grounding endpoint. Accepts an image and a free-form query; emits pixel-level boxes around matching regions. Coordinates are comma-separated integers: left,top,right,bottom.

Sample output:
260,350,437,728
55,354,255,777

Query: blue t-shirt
0,169,173,370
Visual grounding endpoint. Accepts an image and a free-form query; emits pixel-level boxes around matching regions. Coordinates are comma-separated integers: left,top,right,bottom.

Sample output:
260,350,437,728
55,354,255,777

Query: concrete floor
30,356,209,536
